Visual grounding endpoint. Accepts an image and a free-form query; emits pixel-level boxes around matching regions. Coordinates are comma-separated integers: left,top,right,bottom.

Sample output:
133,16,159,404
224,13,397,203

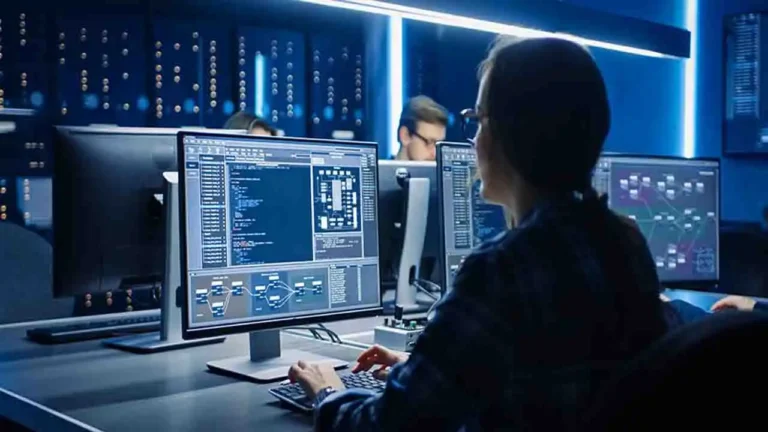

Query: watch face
316,386,337,404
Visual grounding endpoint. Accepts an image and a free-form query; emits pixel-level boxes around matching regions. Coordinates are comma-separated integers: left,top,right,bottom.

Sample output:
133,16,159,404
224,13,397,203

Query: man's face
401,121,446,161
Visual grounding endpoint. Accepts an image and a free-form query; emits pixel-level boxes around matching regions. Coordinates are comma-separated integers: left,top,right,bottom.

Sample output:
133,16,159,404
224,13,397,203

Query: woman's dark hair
480,38,665,321
479,36,610,193
223,111,277,136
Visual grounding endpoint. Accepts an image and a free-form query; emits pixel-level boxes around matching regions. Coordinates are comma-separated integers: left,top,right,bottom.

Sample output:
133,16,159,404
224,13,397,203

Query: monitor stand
103,172,225,353
391,177,434,313
206,330,349,383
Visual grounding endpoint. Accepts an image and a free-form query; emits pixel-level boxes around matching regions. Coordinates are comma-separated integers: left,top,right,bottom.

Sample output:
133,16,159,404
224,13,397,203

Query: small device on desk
269,371,385,413
178,131,383,383
373,305,426,352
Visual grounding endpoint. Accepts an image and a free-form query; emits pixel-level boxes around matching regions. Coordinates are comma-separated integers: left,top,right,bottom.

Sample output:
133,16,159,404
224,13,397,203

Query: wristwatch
314,386,338,406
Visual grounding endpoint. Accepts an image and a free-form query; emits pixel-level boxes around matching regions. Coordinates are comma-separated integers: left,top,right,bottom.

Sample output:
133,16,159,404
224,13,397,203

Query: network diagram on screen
439,145,507,288
182,135,380,327
593,156,720,282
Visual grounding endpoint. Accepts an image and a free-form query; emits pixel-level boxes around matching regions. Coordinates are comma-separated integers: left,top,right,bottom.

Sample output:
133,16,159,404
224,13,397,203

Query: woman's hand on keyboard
288,361,345,400
352,345,407,380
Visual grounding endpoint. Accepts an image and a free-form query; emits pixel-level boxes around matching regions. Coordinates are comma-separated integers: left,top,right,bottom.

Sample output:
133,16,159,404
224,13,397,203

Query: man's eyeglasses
460,108,482,146
410,131,439,148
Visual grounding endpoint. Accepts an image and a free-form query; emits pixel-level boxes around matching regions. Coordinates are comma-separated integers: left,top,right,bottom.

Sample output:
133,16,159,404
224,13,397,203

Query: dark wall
570,0,687,157
405,0,689,158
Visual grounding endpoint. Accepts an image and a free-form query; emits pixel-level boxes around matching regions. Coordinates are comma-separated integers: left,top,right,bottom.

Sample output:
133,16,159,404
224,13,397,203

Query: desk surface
0,290,721,432
0,317,381,432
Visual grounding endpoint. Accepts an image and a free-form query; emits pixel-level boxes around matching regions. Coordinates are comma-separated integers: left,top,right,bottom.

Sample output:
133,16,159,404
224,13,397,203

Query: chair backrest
720,230,768,297
582,311,768,431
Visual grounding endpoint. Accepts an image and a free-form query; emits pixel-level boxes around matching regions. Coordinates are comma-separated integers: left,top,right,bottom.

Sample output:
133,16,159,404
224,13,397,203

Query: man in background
395,96,448,161
223,111,277,136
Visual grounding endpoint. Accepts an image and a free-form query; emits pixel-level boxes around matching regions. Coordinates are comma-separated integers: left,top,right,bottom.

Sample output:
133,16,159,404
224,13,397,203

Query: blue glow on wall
683,0,698,158
388,16,404,157
255,54,266,118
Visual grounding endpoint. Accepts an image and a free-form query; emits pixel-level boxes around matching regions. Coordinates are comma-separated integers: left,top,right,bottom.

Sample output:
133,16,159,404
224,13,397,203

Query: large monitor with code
593,155,720,284
179,132,382,343
437,143,507,290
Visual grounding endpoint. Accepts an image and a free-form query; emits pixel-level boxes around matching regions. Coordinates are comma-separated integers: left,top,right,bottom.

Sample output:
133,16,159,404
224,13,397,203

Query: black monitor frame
53,126,179,305
597,152,722,289
178,131,383,340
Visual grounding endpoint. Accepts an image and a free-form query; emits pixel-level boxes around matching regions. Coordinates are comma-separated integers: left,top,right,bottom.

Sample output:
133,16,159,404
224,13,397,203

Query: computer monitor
593,155,720,285
179,131,382,382
437,142,507,290
378,160,440,311
54,127,178,313
0,109,60,324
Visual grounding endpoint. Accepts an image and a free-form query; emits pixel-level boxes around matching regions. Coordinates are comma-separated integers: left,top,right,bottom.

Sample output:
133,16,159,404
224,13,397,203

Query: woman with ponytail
290,36,668,432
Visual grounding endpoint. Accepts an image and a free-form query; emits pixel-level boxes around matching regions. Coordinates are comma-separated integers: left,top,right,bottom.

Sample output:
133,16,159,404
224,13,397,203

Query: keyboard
269,371,386,412
26,314,161,344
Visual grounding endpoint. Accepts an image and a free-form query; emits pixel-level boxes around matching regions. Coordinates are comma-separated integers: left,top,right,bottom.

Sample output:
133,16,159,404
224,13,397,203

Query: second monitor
437,143,508,289
593,155,720,285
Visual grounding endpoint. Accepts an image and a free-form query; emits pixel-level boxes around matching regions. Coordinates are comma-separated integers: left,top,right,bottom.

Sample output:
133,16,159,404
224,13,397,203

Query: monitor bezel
53,125,179,301
597,152,722,288
435,141,475,291
177,131,383,340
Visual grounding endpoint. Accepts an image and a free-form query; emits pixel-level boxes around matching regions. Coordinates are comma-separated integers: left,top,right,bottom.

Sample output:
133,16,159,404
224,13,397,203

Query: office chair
582,311,768,431
720,229,768,297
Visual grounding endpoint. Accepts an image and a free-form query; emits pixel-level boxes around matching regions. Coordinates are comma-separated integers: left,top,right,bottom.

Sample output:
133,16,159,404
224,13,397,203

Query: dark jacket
315,195,667,431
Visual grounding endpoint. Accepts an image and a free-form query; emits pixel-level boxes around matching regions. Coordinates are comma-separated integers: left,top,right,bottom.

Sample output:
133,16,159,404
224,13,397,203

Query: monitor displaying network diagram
438,144,507,289
180,133,381,331
593,155,720,283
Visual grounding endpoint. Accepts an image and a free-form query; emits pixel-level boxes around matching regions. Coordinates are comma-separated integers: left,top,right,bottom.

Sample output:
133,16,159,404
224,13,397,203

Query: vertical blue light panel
309,34,367,141
236,27,306,137
55,16,147,126
0,10,48,112
152,20,234,128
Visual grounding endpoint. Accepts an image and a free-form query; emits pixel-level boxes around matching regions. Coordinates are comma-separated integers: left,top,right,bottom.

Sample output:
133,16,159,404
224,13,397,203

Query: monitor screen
180,133,381,336
437,143,507,289
593,155,720,284
724,12,768,154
